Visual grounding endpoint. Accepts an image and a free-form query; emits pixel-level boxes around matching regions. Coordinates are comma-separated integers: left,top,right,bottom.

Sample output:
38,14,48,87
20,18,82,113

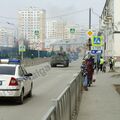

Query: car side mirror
25,73,33,76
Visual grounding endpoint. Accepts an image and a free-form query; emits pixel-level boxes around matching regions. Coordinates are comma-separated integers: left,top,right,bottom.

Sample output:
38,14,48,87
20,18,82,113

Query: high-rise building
46,20,65,40
46,20,82,49
0,28,7,47
7,29,15,47
64,24,81,40
18,7,46,50
0,27,14,47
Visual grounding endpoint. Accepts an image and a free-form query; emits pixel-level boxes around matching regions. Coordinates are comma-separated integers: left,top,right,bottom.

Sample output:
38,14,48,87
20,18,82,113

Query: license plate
0,81,2,85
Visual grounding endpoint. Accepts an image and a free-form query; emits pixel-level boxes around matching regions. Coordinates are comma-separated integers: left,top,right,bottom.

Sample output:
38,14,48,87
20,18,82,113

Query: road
0,59,81,120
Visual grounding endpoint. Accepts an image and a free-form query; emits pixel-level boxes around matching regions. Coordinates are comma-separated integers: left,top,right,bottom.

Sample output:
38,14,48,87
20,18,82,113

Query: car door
18,66,28,95
21,66,32,94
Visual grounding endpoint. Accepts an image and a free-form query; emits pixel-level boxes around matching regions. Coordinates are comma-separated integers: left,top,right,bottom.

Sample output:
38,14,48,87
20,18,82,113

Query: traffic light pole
89,8,91,30
88,8,92,50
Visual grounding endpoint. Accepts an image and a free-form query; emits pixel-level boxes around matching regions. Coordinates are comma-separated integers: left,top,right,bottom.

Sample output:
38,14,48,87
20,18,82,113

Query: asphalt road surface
0,59,81,120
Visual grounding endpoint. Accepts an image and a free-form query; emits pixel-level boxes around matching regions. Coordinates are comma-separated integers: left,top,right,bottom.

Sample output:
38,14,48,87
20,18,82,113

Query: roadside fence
42,72,83,120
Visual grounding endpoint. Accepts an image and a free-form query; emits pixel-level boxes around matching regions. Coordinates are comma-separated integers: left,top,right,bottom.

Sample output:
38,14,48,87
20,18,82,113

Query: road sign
91,50,102,54
87,30,93,37
19,45,26,52
91,36,103,47
70,28,75,33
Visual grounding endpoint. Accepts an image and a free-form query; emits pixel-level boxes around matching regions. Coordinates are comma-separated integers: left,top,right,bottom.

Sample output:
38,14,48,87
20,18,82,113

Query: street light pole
34,30,40,58
6,22,19,58
6,22,18,44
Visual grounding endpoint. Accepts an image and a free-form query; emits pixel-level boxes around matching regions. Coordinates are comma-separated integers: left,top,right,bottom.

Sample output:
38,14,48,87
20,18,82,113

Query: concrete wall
113,34,120,56
113,0,120,57
114,0,120,29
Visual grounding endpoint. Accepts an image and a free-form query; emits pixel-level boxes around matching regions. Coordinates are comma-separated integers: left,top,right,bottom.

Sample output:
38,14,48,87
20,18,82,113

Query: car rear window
0,66,16,75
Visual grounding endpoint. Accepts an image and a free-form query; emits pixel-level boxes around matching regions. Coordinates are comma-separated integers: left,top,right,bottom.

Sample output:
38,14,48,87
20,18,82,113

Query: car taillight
9,77,18,86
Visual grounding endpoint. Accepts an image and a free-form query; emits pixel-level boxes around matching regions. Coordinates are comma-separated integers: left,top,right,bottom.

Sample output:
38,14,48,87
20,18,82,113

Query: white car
0,59,33,104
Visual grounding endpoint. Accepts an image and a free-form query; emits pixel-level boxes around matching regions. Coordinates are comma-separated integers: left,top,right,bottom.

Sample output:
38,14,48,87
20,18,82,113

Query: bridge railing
42,72,83,120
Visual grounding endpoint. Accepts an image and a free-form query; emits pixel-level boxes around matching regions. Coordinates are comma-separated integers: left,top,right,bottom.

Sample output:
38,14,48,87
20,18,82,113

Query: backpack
109,59,113,64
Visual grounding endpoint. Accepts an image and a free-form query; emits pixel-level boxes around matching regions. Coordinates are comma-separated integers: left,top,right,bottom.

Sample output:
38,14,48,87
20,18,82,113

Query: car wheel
27,84,33,97
17,89,24,104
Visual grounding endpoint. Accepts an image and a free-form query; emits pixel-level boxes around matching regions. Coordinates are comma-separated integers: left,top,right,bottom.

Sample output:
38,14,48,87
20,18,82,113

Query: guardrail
42,72,83,120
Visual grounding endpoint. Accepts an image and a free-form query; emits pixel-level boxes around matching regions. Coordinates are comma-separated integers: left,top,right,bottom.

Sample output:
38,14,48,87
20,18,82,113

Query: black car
50,52,69,67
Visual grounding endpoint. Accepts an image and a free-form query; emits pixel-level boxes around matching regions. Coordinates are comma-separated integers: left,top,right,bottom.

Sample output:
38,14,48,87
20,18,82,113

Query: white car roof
0,64,21,76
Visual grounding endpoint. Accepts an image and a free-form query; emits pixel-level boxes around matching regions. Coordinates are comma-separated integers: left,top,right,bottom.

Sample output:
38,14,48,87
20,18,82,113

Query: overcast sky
0,0,106,28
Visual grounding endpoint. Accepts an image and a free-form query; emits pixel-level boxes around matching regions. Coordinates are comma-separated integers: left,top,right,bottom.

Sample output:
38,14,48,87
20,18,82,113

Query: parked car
0,59,33,104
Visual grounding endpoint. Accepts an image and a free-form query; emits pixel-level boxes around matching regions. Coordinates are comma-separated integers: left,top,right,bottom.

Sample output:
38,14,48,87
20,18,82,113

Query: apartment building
0,28,7,47
46,20,82,49
47,20,82,40
64,24,81,40
18,7,46,50
0,28,15,47
46,20,65,40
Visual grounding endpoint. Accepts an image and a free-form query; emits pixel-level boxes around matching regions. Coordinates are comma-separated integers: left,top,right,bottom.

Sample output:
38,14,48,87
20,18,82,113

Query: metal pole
88,8,92,51
36,36,39,58
89,8,91,29
6,22,18,56
38,49,39,58
21,52,23,60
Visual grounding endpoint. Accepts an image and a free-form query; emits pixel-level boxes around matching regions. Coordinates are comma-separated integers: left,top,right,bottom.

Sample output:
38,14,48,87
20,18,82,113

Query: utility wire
47,8,89,19
0,8,99,28
0,8,89,20
0,8,90,29
0,16,17,20
91,9,100,18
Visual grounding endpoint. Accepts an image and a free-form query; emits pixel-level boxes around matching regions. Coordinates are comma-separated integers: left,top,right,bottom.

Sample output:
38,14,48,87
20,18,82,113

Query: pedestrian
108,57,114,71
81,60,88,91
100,56,104,71
86,56,94,87
102,61,106,72
96,59,100,73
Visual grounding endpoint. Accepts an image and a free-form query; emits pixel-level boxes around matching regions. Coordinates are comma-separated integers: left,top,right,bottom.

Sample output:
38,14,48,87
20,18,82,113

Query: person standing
100,56,104,71
102,61,106,72
86,56,94,87
81,60,88,91
109,57,114,71
96,59,100,72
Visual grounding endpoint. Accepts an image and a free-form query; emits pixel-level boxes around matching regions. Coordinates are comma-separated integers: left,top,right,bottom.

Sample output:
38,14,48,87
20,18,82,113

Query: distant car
0,59,33,104
50,52,69,67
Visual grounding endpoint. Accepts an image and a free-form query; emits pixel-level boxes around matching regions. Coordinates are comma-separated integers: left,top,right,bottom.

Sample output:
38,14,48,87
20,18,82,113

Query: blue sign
94,37,100,44
92,36,103,47
91,50,102,54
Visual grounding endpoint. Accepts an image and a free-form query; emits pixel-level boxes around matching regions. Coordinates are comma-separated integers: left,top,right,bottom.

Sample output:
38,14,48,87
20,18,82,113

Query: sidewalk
77,70,120,120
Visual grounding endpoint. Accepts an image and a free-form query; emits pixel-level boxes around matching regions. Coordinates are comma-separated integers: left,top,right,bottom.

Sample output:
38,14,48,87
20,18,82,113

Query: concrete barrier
21,58,51,67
